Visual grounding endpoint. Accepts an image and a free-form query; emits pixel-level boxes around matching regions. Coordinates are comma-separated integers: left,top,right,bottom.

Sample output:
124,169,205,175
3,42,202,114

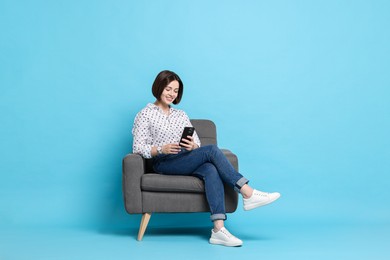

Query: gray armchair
122,119,239,241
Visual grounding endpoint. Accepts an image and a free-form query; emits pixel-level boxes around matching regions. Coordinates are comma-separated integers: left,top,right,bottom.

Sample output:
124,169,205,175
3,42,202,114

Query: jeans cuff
210,213,227,221
234,177,249,192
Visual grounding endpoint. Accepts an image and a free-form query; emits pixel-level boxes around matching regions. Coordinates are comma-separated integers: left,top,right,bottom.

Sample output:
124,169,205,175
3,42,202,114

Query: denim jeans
152,144,249,221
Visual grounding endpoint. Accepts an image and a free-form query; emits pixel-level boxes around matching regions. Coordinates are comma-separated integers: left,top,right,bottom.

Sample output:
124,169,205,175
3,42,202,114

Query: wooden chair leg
137,213,151,241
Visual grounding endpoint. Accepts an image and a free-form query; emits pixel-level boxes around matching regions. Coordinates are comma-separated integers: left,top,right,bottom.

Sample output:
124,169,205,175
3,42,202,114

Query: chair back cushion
190,119,217,146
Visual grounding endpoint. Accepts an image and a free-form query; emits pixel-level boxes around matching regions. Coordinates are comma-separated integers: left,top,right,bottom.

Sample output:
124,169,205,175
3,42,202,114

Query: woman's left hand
180,135,197,151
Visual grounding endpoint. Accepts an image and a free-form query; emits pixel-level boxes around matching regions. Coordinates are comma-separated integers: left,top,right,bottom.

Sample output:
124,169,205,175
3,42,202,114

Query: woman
132,70,280,247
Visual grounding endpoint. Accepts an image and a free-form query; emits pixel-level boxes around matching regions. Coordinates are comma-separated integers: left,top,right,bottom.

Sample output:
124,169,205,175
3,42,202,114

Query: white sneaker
209,227,243,247
243,189,281,211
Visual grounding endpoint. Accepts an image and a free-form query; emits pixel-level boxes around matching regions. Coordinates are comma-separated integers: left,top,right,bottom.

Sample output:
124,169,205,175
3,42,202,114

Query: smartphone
179,127,195,147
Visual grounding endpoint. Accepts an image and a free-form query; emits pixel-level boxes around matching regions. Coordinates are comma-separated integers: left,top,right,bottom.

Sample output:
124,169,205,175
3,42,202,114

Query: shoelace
220,229,233,238
253,191,270,197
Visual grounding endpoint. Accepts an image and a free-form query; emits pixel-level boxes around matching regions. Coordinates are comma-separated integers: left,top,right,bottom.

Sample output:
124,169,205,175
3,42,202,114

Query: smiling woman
152,70,183,107
131,70,281,246
158,80,179,107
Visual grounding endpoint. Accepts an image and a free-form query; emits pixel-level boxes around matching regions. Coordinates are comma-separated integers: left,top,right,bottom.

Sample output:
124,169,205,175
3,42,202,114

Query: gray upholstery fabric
122,119,239,215
191,119,217,146
142,186,238,213
122,153,144,213
142,174,205,193
142,192,210,213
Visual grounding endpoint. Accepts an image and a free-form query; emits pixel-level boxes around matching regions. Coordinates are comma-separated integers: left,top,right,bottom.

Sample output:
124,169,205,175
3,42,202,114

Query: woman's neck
154,101,170,115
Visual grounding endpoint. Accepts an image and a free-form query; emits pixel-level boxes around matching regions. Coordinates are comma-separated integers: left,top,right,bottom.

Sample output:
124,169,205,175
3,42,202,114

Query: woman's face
160,80,179,106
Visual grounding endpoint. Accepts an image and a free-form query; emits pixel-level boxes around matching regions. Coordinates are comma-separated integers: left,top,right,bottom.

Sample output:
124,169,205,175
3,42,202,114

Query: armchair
122,119,239,241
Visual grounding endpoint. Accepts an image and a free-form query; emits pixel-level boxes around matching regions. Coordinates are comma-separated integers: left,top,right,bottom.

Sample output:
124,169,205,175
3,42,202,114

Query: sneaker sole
244,193,281,211
209,238,243,247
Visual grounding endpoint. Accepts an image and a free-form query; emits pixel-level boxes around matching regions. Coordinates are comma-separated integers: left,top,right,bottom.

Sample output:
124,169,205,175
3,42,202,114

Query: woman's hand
162,144,181,154
180,136,197,151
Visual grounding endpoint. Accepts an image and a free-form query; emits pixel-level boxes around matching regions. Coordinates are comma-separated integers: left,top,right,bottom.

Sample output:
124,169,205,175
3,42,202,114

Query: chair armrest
122,153,145,214
221,149,239,172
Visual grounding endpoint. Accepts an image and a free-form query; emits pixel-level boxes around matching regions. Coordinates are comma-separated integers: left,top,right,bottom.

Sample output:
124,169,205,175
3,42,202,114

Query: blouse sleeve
132,111,153,159
193,128,201,148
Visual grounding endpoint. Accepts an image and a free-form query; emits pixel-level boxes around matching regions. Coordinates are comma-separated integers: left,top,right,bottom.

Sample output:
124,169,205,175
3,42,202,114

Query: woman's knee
201,162,218,173
194,163,218,178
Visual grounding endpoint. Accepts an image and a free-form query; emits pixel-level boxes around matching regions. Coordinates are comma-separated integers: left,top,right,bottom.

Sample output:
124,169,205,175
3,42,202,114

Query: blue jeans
152,145,249,221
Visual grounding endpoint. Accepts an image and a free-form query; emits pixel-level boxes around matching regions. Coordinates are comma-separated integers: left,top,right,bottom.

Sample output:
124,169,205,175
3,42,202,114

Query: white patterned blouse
132,103,201,159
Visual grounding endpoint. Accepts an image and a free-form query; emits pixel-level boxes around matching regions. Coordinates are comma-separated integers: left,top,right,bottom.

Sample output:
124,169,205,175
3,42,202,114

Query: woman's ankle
213,220,224,232
240,184,254,199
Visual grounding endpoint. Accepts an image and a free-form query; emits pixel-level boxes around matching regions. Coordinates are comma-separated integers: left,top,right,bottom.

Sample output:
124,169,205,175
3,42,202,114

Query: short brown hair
152,70,183,105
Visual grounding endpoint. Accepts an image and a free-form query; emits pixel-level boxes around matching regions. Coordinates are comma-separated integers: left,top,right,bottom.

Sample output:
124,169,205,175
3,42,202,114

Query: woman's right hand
162,144,181,154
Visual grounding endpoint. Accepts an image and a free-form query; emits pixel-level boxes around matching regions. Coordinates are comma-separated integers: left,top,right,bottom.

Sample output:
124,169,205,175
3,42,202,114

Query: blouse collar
147,103,177,114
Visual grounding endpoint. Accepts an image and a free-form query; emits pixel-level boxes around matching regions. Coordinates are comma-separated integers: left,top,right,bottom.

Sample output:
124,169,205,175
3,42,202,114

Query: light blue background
1,0,389,259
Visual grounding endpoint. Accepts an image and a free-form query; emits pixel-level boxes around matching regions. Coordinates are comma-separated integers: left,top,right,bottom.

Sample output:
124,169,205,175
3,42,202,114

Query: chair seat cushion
141,174,205,193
